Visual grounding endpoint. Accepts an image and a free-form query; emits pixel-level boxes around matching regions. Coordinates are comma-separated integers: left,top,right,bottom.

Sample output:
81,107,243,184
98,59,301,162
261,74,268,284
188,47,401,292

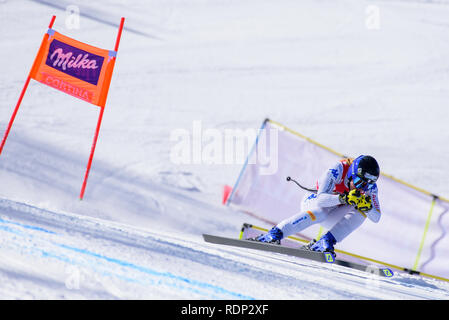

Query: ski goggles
353,174,377,190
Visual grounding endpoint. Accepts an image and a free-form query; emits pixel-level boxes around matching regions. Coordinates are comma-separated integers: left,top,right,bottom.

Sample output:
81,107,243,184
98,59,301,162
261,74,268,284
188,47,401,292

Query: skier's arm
315,162,344,207
365,185,381,223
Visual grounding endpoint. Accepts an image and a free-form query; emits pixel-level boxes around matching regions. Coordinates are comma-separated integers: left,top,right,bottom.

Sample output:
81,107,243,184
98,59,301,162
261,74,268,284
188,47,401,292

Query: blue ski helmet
347,155,379,190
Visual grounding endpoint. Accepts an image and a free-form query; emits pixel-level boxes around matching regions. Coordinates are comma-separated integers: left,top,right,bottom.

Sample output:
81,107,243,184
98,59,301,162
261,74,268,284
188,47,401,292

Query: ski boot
303,232,337,258
250,226,283,245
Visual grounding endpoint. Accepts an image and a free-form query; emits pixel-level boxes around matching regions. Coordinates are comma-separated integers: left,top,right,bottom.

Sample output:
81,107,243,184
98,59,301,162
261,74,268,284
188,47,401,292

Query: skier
252,155,381,256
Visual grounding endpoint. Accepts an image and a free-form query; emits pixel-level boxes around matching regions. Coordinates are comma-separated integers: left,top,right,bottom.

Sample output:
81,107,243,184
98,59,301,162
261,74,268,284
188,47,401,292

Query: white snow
0,0,449,299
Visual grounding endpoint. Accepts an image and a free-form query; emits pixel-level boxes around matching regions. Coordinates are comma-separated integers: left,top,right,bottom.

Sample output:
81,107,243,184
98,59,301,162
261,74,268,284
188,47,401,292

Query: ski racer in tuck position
252,155,381,257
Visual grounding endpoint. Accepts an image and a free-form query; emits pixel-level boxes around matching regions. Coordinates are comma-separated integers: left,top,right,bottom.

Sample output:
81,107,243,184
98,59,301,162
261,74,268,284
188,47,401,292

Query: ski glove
357,194,372,212
339,190,372,212
339,189,362,206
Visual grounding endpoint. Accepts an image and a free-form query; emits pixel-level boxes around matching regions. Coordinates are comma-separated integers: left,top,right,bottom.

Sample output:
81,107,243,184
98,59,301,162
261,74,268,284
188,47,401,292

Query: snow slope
0,0,449,299
2,197,449,300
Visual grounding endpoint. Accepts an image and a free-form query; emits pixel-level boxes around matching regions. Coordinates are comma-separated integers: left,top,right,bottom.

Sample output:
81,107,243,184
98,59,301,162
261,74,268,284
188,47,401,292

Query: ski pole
286,176,317,193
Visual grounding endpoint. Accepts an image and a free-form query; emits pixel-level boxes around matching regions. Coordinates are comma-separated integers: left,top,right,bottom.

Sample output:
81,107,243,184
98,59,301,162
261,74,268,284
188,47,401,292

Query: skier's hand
338,191,349,205
346,189,362,207
340,190,372,212
357,194,372,212
339,190,361,205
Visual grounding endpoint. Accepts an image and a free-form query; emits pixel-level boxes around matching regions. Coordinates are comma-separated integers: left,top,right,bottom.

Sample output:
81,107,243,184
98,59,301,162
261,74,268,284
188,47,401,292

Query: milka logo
50,48,99,71
46,39,104,85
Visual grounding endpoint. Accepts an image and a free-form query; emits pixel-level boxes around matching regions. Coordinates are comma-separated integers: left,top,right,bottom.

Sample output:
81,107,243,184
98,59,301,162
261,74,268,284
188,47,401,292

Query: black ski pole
286,176,317,193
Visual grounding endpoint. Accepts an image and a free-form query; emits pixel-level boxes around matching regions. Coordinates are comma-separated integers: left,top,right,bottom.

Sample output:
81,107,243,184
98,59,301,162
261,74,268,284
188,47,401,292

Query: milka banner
29,29,115,107
0,16,125,199
226,119,449,282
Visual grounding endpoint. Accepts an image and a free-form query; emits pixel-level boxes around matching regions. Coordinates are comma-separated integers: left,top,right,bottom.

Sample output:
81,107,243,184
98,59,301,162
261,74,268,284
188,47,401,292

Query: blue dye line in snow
40,249,150,290
57,243,254,300
42,247,222,298
0,217,254,299
0,217,56,234
0,224,22,235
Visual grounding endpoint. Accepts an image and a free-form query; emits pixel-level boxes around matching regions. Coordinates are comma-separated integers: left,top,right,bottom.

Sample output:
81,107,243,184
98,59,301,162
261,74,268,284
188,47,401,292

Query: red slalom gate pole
79,107,105,200
79,17,125,200
0,16,56,156
114,17,125,52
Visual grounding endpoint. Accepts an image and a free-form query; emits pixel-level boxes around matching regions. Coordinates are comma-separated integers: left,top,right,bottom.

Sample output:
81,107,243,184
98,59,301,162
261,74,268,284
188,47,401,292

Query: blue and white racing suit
276,160,381,242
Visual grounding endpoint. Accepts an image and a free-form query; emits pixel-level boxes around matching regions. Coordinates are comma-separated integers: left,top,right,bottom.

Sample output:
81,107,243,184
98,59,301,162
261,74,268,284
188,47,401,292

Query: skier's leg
276,207,329,238
309,208,366,254
254,192,332,243
328,210,366,242
253,207,329,243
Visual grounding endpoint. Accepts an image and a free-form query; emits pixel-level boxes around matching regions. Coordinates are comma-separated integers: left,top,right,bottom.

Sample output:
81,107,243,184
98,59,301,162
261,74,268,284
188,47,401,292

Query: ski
203,234,335,263
203,234,394,278
333,258,394,278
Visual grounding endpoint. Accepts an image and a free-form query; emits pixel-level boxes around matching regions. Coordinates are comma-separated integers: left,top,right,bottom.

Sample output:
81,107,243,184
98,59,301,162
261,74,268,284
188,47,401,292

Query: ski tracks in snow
0,198,254,299
1,197,449,300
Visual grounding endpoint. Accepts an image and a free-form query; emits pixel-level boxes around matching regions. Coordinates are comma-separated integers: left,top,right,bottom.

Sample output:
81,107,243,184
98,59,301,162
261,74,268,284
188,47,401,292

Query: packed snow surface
0,0,449,299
